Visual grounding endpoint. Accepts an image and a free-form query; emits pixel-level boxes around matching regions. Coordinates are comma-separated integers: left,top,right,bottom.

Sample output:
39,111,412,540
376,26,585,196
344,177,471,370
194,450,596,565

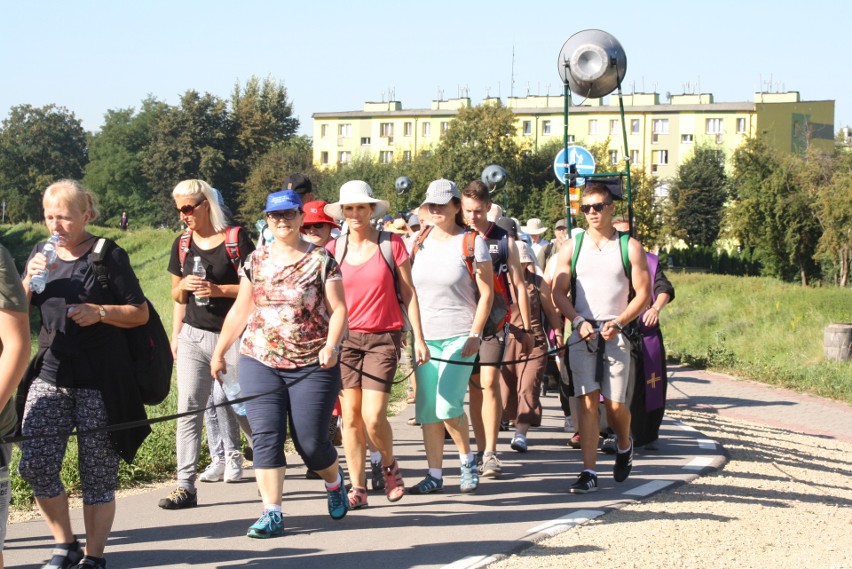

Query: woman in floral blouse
211,190,349,539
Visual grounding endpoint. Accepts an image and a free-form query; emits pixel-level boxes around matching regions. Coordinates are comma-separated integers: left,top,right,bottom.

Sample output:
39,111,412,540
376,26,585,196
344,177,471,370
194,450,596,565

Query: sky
2,0,851,137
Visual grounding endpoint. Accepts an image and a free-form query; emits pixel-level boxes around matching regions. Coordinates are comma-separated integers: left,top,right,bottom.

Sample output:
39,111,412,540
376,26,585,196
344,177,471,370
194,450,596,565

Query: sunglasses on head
267,209,301,221
579,202,612,214
177,198,206,215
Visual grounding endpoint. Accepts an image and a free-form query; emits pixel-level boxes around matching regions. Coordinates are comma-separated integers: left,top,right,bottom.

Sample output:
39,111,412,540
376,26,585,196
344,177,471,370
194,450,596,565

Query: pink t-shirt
327,233,409,333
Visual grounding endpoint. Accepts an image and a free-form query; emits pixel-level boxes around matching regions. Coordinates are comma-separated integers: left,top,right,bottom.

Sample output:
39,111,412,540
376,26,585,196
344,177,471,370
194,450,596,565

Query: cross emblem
647,373,662,389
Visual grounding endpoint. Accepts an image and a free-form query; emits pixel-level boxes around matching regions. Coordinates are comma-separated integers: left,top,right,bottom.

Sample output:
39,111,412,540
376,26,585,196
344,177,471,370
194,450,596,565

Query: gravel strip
488,407,852,569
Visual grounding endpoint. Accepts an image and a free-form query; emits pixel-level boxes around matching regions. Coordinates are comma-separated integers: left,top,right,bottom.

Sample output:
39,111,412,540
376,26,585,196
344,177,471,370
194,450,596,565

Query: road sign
554,145,595,186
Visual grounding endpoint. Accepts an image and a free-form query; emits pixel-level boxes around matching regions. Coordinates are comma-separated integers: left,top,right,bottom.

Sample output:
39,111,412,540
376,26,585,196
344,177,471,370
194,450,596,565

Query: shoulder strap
570,231,584,278
378,231,395,276
224,226,242,270
409,225,434,264
178,229,193,274
90,238,119,301
332,233,348,265
462,229,477,280
617,231,631,281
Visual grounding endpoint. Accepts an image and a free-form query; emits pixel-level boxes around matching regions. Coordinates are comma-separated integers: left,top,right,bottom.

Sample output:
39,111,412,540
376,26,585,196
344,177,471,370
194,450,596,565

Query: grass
664,272,852,403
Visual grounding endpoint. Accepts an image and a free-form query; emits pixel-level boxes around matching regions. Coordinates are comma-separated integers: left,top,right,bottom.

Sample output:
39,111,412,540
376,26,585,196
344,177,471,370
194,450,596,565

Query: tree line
0,82,848,286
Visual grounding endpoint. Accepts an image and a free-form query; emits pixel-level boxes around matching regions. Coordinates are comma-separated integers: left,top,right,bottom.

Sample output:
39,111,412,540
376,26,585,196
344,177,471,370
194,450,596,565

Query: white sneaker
225,450,243,483
199,458,225,482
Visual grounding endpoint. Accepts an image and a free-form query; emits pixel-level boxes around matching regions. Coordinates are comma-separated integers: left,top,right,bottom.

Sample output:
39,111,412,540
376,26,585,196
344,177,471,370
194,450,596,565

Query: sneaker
158,487,197,510
370,461,386,492
71,557,107,569
459,460,479,493
563,416,574,433
480,452,502,478
246,510,284,539
42,539,83,569
198,458,225,482
326,469,349,520
475,451,484,470
569,471,599,494
408,473,443,495
510,434,528,453
499,420,510,432
613,440,634,482
601,435,618,455
225,451,243,483
568,432,581,449
382,460,405,502
348,486,368,509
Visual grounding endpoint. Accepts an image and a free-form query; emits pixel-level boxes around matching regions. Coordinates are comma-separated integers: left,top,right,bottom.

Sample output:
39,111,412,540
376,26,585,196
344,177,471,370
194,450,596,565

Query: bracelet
650,306,660,314
469,332,481,340
612,320,624,331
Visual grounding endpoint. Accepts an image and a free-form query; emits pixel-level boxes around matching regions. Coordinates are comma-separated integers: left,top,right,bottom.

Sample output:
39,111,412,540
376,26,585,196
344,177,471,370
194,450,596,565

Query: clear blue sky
2,0,850,135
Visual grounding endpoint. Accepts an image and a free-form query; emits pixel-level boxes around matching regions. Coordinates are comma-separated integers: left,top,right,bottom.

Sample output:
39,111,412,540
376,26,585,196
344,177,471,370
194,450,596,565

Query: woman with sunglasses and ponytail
159,180,255,511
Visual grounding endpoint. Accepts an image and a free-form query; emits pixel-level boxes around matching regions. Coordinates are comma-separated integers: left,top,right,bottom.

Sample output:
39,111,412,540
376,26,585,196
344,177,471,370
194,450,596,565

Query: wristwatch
97,305,107,321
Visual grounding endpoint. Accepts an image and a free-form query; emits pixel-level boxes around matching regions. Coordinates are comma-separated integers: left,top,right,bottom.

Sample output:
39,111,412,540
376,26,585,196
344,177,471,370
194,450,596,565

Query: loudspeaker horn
481,165,507,194
394,176,412,196
557,29,627,99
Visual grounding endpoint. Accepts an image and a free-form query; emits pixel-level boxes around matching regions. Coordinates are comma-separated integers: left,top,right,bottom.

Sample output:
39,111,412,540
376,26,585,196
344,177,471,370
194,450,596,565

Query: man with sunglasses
551,183,651,494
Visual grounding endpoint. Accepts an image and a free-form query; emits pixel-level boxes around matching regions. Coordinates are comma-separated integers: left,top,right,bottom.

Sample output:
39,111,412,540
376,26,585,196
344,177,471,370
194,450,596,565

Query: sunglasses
267,209,301,221
303,223,329,230
579,202,612,214
177,199,206,215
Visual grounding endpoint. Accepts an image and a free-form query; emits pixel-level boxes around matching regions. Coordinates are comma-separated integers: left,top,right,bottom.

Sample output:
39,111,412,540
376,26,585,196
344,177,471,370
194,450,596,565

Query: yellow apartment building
312,91,834,179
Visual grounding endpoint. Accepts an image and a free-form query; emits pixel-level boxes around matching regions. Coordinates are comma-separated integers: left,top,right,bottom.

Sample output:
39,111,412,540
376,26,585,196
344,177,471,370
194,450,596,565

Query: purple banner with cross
639,253,665,411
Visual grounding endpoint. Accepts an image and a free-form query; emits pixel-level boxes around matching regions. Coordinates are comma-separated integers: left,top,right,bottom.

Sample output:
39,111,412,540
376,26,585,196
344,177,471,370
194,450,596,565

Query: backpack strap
178,229,193,275
377,231,404,304
332,233,348,266
461,228,477,279
224,226,242,271
617,230,635,301
409,225,434,264
91,237,116,293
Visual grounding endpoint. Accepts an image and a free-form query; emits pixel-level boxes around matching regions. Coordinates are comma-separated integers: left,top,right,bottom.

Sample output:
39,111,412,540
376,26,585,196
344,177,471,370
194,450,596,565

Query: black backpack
90,238,173,406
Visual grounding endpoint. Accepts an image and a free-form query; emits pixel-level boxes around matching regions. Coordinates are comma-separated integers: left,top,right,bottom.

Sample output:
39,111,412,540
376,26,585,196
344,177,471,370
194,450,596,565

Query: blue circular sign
554,145,596,186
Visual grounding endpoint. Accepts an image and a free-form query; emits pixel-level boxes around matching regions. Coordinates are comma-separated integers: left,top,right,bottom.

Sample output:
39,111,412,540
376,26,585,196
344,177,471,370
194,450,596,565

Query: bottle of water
192,256,209,306
220,376,247,416
29,233,61,293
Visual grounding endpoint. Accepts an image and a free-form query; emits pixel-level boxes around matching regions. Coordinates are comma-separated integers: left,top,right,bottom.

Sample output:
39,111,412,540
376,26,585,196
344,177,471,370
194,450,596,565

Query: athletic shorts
415,335,476,424
340,330,402,393
471,328,506,376
567,328,632,403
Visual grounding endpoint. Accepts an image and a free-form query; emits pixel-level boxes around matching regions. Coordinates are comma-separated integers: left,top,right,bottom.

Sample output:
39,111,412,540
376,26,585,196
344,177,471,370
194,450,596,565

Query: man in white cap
521,218,549,260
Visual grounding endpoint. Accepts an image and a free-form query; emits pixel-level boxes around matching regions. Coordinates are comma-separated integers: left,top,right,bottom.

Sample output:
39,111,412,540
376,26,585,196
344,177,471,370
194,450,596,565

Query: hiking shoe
569,471,599,494
601,435,618,455
326,469,349,520
247,510,284,539
613,440,634,482
198,458,224,482
348,486,368,509
568,432,581,449
71,557,107,569
563,417,574,433
480,452,502,478
371,461,385,492
459,460,479,493
510,434,528,453
382,460,405,502
225,450,243,482
42,539,82,569
158,487,197,510
409,474,443,495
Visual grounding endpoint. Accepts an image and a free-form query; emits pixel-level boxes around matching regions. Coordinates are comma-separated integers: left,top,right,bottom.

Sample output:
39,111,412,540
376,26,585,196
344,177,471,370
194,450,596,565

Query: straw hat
520,218,548,235
324,180,389,220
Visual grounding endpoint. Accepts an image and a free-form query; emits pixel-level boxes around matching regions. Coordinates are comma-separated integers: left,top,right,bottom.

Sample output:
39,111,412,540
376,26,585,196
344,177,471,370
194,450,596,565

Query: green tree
668,146,728,246
0,104,87,221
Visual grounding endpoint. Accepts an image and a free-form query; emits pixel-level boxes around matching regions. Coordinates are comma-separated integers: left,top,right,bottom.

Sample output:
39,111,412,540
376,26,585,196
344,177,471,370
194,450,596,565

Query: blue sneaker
326,469,349,520
409,473,444,495
247,510,284,538
459,460,479,493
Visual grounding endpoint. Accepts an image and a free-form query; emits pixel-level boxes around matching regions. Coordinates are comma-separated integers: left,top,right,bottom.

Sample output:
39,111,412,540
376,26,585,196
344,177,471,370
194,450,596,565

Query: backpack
333,231,412,332
411,226,508,337
91,238,173,406
178,226,243,274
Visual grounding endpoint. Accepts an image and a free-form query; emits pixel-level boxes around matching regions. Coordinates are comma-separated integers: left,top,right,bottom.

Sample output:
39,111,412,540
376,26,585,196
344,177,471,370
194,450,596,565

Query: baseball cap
301,200,340,229
555,218,567,229
282,173,313,196
264,190,302,213
421,179,460,206
495,216,518,239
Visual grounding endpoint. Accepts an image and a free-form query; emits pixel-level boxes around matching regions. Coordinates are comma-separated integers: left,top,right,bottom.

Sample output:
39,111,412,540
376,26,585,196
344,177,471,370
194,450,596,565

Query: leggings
18,379,120,505
239,356,341,471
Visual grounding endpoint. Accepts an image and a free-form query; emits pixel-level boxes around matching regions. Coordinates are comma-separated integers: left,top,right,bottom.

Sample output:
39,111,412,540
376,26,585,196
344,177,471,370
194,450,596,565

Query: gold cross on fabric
647,373,662,389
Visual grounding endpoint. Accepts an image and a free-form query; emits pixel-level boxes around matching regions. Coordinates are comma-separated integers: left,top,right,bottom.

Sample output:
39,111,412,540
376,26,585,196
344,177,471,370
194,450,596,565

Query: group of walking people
7,172,674,567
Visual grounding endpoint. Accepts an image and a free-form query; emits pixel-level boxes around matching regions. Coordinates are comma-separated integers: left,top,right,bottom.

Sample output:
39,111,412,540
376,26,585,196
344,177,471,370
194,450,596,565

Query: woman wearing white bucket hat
324,180,389,221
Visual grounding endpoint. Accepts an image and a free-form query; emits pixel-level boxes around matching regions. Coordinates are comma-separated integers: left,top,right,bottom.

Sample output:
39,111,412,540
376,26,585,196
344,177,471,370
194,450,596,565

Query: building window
630,149,639,164
404,122,412,136
379,151,393,164
588,119,598,135
609,150,618,165
652,119,669,134
736,117,747,134
380,122,393,137
422,122,431,137
320,124,328,138
338,151,351,164
402,150,412,162
320,151,328,165
441,121,449,132
631,119,640,134
610,119,619,135
542,120,552,135
681,134,694,143
522,121,532,136
706,118,723,134
360,137,371,146
653,150,669,165
338,123,352,137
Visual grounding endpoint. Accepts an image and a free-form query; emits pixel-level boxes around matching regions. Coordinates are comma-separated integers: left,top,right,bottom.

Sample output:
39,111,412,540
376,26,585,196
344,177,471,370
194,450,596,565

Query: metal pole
563,80,572,231
616,81,633,237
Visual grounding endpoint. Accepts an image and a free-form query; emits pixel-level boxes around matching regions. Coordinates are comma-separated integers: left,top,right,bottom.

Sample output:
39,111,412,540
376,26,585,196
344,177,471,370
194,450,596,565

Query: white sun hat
520,218,548,235
324,180,389,220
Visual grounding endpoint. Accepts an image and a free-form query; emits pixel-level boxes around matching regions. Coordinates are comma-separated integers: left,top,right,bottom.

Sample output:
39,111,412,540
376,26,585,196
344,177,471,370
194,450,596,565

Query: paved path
5,365,849,568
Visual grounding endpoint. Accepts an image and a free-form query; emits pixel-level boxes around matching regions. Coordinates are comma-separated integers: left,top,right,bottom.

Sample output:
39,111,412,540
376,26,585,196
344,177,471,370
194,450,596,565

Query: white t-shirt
411,232,490,340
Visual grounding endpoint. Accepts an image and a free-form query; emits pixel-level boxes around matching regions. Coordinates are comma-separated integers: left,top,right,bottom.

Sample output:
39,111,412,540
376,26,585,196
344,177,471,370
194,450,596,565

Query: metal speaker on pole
394,176,412,196
481,165,507,194
557,29,627,99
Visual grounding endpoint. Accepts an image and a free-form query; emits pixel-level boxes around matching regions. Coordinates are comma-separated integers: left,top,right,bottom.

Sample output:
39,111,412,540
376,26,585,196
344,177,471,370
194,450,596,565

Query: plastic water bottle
29,233,61,293
192,256,209,306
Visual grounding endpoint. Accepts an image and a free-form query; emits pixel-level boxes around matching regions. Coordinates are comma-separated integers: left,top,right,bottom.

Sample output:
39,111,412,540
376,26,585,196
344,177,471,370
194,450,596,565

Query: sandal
43,540,82,569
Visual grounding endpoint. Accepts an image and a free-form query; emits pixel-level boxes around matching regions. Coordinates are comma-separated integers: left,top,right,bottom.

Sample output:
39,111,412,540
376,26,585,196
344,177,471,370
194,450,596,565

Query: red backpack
178,226,243,273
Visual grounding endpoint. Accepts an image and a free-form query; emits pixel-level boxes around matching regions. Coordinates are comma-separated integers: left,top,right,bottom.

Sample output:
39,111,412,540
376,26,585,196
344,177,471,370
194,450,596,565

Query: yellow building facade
312,92,834,178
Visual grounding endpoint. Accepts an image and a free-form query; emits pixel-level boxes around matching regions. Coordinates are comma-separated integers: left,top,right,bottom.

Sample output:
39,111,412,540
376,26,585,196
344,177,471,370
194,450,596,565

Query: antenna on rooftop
510,45,516,98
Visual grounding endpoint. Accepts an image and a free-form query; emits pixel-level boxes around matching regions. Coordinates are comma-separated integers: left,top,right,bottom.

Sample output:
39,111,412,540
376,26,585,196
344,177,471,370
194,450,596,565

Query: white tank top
573,234,629,322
